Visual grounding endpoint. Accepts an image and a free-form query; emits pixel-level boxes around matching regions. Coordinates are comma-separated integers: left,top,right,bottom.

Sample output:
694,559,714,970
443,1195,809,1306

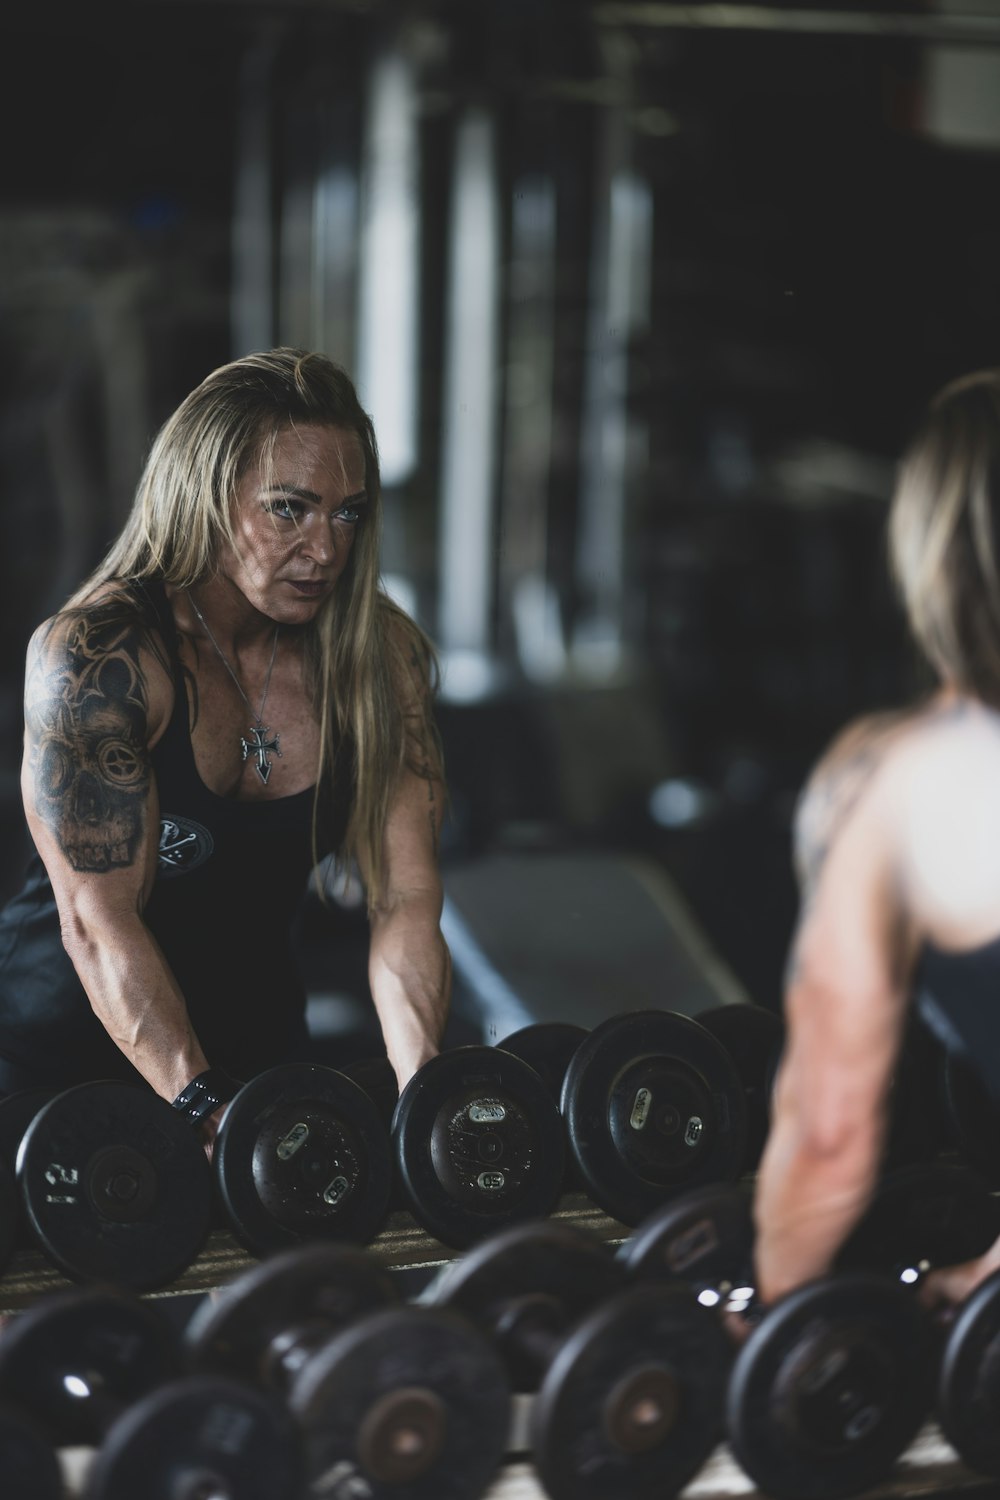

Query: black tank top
0,579,354,1085
916,935,1000,1101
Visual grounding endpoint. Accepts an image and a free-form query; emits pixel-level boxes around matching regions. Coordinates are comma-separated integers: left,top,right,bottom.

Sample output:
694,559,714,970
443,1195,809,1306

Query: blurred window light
511,575,567,683
231,40,276,354
357,50,420,487
439,109,501,654
649,777,718,829
312,164,359,366
381,571,418,621
439,648,503,704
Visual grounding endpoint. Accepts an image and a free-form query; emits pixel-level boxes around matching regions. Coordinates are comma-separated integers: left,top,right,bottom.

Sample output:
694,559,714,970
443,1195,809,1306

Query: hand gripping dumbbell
0,1283,302,1500
0,1081,213,1290
186,1238,511,1500
555,1009,749,1225
422,1218,731,1500
620,1183,937,1500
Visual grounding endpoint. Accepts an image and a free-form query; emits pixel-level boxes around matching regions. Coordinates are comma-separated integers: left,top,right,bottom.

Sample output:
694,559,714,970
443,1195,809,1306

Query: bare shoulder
793,707,917,892
379,595,438,703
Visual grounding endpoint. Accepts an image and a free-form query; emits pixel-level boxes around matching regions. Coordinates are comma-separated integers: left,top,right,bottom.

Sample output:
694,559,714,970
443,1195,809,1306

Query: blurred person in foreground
755,369,1000,1308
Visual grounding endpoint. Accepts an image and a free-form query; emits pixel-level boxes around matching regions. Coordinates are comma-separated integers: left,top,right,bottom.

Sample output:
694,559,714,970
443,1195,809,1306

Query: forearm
368,891,451,1089
61,910,209,1101
753,1110,884,1304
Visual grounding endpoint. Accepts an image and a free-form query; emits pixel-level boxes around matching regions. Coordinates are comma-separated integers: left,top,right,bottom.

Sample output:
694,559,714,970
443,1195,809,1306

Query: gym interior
2,2,1000,1497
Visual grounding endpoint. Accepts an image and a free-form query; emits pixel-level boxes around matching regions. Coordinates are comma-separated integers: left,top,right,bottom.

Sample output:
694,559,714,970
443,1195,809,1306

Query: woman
0,348,450,1145
754,369,1000,1307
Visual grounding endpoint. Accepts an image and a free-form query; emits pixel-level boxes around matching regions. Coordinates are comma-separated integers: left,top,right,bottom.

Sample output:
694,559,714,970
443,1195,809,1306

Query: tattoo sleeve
403,642,444,859
24,606,153,874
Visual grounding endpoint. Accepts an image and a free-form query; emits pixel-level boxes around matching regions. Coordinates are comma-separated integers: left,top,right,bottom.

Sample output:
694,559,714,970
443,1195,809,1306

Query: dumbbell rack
6,1195,1000,1500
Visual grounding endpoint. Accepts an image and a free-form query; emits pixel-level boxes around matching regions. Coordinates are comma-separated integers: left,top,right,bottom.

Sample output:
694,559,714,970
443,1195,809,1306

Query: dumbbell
187,1238,511,1500
422,1217,730,1500
390,1045,567,1247
212,1061,395,1257
693,1003,784,1174
938,1265,1000,1477
0,1397,62,1500
558,1009,748,1225
4,1081,213,1290
620,1183,937,1500
0,1283,302,1499
835,1158,1000,1279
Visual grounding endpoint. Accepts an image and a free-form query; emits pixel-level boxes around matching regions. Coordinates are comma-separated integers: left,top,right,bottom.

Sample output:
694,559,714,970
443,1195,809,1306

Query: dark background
3,0,999,1020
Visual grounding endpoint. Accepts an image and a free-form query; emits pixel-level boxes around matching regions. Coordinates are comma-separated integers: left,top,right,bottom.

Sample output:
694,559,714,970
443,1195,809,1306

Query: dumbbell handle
490,1293,573,1385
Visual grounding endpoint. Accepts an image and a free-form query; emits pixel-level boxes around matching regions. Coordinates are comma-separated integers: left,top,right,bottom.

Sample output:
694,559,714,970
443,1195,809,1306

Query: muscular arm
754,729,912,1304
359,628,451,1091
22,603,211,1101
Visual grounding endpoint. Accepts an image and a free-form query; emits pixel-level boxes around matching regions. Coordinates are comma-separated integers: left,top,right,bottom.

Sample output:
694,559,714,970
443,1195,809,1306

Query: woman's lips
288,580,327,596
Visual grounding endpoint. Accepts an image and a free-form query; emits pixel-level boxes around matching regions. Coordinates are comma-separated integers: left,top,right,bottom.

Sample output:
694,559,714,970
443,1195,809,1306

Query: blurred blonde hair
68,347,440,907
889,369,1000,706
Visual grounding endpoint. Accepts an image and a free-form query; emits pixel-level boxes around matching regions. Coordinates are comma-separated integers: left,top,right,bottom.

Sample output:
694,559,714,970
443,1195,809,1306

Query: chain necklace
188,594,283,785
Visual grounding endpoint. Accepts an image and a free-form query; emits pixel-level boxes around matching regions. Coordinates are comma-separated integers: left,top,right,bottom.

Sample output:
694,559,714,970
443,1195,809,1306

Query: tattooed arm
21,601,213,1103
754,716,915,1303
360,621,451,1092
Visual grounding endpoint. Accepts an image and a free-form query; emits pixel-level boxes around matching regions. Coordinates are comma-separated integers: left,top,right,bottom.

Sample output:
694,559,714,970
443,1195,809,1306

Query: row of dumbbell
5,1152,1000,1500
0,1004,782,1291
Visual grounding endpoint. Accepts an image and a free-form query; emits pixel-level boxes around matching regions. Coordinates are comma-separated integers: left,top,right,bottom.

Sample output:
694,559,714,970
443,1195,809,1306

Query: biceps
379,767,445,899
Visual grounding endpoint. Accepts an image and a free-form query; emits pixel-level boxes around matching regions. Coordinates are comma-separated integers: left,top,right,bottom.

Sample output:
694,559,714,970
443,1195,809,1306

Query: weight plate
423,1219,625,1391
560,1010,748,1225
727,1275,934,1500
618,1182,755,1295
496,1023,589,1103
0,1089,57,1173
83,1375,303,1500
532,1283,730,1500
0,1287,180,1447
17,1082,213,1290
0,1154,17,1275
214,1063,393,1256
938,1267,1000,1476
289,1305,510,1500
940,1051,1000,1186
341,1055,400,1132
836,1160,1000,1278
392,1047,566,1248
186,1240,399,1390
695,1004,784,1173
0,1398,62,1500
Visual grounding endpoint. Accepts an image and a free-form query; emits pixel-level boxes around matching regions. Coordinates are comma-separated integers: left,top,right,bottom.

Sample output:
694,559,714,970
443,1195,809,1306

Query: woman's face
219,423,368,624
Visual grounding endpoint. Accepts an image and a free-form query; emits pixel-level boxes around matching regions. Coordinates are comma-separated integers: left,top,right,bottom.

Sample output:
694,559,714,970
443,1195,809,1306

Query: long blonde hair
889,369,1000,707
68,347,441,906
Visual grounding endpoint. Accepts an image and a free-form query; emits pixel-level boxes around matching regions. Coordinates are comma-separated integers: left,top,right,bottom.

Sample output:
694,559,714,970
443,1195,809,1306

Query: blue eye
266,498,301,520
337,505,363,525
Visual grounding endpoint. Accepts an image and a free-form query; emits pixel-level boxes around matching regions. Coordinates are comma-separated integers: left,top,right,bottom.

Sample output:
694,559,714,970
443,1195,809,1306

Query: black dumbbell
13,1081,213,1290
835,1159,1000,1279
340,1052,400,1132
213,1061,395,1256
0,1397,62,1500
620,1184,936,1500
938,1266,1000,1478
496,1022,589,1106
391,1045,567,1247
187,1238,511,1500
0,1284,302,1500
422,1217,731,1500
693,1003,784,1174
559,1009,748,1225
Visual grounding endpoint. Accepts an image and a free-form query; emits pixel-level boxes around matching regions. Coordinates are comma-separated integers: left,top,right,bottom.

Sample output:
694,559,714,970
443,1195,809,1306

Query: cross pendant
241,724,282,785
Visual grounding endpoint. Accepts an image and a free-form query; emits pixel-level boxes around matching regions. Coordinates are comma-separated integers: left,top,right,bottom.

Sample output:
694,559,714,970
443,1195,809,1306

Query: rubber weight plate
695,1004,784,1173
392,1047,566,1248
0,1154,17,1276
214,1063,393,1256
17,1082,213,1290
0,1287,180,1447
83,1375,303,1500
0,1089,57,1173
341,1055,400,1133
186,1240,398,1390
836,1160,1000,1277
0,1399,62,1500
289,1305,510,1500
938,1267,1000,1477
561,1010,747,1225
423,1219,625,1392
497,1023,589,1103
532,1283,731,1500
727,1275,934,1500
619,1182,755,1295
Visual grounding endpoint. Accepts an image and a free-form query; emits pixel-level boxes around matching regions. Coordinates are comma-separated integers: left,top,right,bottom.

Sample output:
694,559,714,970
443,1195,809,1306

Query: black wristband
171,1068,241,1127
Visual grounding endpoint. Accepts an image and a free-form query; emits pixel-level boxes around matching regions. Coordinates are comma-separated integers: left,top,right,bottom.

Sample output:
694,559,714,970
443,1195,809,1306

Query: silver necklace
188,594,283,785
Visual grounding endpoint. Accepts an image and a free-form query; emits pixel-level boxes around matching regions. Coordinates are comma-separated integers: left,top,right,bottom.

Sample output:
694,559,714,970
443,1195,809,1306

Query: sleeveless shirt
916,936,1000,1101
0,579,354,1086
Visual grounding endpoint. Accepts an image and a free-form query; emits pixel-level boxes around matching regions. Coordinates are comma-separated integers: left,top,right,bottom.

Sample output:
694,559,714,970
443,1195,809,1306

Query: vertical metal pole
231,32,279,356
